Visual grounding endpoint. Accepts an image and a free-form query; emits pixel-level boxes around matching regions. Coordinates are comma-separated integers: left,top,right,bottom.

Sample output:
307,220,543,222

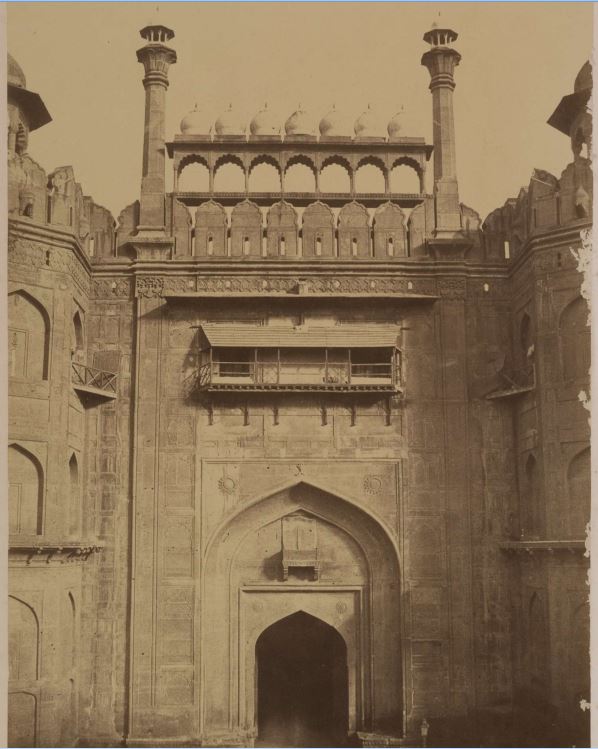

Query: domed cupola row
177,103,410,141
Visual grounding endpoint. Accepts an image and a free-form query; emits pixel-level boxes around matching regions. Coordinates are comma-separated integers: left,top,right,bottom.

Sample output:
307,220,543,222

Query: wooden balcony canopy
194,324,402,393
197,323,400,349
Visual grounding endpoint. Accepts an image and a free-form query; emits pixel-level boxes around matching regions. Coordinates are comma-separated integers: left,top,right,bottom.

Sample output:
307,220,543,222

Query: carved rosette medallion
363,475,383,495
218,476,237,496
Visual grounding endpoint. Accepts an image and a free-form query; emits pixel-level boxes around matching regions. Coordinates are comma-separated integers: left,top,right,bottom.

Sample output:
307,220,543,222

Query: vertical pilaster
438,279,475,714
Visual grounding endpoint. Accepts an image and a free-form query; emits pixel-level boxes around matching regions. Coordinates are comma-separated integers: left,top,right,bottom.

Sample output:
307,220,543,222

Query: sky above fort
7,2,593,222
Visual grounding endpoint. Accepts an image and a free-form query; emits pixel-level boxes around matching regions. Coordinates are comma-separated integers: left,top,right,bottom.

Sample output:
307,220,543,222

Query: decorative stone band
426,72,458,91
134,274,441,298
8,539,104,565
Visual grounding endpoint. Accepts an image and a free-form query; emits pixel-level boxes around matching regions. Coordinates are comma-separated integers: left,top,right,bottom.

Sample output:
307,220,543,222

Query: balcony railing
486,363,535,400
72,361,117,400
197,360,399,392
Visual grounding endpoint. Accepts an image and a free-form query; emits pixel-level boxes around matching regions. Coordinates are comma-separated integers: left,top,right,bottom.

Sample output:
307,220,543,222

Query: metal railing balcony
486,363,535,400
72,361,118,400
197,360,400,392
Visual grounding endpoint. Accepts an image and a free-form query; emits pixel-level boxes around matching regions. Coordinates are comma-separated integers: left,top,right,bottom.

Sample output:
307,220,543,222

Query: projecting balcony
193,323,402,394
72,361,117,403
197,359,399,392
486,364,535,400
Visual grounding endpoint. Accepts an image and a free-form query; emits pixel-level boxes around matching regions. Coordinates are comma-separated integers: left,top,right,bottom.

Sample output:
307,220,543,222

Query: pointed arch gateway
256,611,348,747
201,480,402,745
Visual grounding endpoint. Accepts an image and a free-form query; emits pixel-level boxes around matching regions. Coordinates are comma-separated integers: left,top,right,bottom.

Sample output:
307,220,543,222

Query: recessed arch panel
8,444,43,535
560,296,590,382
8,290,50,380
201,481,402,741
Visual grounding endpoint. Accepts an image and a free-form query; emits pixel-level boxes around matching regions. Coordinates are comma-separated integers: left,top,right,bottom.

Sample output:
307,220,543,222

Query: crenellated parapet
482,158,593,263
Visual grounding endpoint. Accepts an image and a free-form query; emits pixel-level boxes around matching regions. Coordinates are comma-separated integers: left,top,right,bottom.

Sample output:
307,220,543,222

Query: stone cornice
501,539,587,556
90,258,511,277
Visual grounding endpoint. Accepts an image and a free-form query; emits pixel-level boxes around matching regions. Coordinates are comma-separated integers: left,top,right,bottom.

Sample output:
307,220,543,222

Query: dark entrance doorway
256,610,349,748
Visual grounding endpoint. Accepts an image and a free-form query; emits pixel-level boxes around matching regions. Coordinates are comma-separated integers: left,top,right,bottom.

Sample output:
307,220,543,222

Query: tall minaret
136,24,177,237
421,24,462,237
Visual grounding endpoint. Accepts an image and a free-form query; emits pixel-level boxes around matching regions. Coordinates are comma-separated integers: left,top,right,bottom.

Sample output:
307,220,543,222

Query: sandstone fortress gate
7,20,592,748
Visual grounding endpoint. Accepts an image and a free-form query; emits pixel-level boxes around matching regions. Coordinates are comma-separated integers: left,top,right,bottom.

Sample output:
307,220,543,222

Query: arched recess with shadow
178,158,210,192
284,155,317,192
390,157,422,194
201,480,402,745
567,446,590,537
8,290,50,380
213,154,246,192
559,296,590,383
256,611,348,748
8,444,44,535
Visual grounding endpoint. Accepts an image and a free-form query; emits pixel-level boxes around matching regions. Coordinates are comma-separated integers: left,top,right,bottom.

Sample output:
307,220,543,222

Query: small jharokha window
207,234,213,255
387,237,394,256
243,236,250,255
279,235,286,256
316,236,322,256
351,238,358,256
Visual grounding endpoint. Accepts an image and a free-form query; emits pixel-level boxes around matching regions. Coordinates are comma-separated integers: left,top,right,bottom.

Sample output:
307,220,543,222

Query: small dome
8,53,26,88
285,106,315,136
180,104,212,136
387,109,404,139
214,104,246,136
574,61,592,93
319,105,352,137
250,104,280,136
354,105,384,138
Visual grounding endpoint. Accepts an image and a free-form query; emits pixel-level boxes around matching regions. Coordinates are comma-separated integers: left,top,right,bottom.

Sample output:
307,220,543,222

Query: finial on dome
319,105,352,138
180,103,212,137
387,107,405,140
285,105,316,137
214,103,246,137
250,104,281,137
354,105,384,139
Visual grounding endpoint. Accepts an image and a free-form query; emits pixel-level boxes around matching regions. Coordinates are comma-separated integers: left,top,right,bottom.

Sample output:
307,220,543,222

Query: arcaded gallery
6,14,591,749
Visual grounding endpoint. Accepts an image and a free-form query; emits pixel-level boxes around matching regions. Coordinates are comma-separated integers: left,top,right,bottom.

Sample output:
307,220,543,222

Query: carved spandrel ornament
281,512,319,581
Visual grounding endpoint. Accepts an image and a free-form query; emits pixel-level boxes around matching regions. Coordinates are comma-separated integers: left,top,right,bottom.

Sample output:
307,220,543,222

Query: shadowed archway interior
256,611,348,748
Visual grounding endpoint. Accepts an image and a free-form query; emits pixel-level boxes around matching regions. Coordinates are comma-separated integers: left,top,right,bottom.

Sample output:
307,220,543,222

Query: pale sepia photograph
4,2,594,747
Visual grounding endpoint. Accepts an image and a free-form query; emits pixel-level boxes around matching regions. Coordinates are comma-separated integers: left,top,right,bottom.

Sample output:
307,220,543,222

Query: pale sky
7,2,593,222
